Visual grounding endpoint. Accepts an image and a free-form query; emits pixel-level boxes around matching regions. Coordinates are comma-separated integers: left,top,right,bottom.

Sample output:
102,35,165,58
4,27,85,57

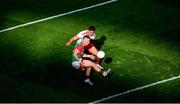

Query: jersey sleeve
77,31,84,38
76,45,83,52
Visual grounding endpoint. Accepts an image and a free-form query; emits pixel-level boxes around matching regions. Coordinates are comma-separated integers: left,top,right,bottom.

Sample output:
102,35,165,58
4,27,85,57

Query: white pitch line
0,0,118,33
89,75,180,104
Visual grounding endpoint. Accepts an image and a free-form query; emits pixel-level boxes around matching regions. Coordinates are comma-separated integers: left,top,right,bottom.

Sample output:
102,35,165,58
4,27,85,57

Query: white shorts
72,61,85,71
72,61,80,69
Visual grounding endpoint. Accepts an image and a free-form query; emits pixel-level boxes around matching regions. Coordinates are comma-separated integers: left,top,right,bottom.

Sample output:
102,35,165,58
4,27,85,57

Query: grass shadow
94,36,107,50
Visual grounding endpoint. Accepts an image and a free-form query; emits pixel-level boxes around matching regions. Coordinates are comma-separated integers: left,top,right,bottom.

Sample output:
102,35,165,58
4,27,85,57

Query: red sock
86,76,90,79
100,69,104,74
96,60,100,64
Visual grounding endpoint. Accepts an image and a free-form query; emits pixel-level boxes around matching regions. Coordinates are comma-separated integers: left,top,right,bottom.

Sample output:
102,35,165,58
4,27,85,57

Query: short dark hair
83,36,90,39
88,26,95,31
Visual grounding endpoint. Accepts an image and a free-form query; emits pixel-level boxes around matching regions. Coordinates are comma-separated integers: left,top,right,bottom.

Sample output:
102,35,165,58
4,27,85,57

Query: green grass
104,79,180,103
0,0,180,103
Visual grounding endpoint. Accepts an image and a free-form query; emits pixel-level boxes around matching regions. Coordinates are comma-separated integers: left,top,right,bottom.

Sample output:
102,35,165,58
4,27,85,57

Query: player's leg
82,60,110,76
87,45,100,64
84,67,93,85
86,67,91,77
72,61,85,71
88,46,98,56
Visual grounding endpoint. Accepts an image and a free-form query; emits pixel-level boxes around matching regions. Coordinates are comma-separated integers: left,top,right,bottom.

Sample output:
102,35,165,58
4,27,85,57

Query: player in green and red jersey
66,26,100,64
72,36,110,85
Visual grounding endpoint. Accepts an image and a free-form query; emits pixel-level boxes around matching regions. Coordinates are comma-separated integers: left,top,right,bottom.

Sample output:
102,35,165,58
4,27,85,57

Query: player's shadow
84,36,106,55
94,36,114,65
104,57,112,64
94,36,107,50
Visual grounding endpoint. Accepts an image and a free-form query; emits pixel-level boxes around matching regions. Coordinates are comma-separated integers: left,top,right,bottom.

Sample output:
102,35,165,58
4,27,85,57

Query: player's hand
90,55,96,60
78,59,84,66
66,41,71,46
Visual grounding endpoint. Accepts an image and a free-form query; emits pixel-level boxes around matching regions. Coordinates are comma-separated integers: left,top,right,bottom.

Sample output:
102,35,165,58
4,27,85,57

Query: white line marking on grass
0,0,118,33
89,75,180,104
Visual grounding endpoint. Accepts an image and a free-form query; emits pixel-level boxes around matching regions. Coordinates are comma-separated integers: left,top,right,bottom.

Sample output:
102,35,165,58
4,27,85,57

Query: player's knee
87,60,94,66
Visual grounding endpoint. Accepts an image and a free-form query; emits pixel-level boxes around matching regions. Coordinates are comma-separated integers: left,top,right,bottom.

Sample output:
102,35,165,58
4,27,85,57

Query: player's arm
83,54,96,60
82,54,90,58
66,35,79,46
73,48,82,61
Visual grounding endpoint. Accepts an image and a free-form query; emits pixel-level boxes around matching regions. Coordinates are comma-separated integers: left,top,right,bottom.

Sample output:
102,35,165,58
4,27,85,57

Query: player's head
87,26,95,36
88,26,95,31
83,36,90,46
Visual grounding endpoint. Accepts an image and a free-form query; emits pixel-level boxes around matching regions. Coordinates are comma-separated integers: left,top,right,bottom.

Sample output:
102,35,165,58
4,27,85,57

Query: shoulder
90,33,96,39
92,33,96,37
77,30,87,37
76,45,84,51
79,30,87,34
